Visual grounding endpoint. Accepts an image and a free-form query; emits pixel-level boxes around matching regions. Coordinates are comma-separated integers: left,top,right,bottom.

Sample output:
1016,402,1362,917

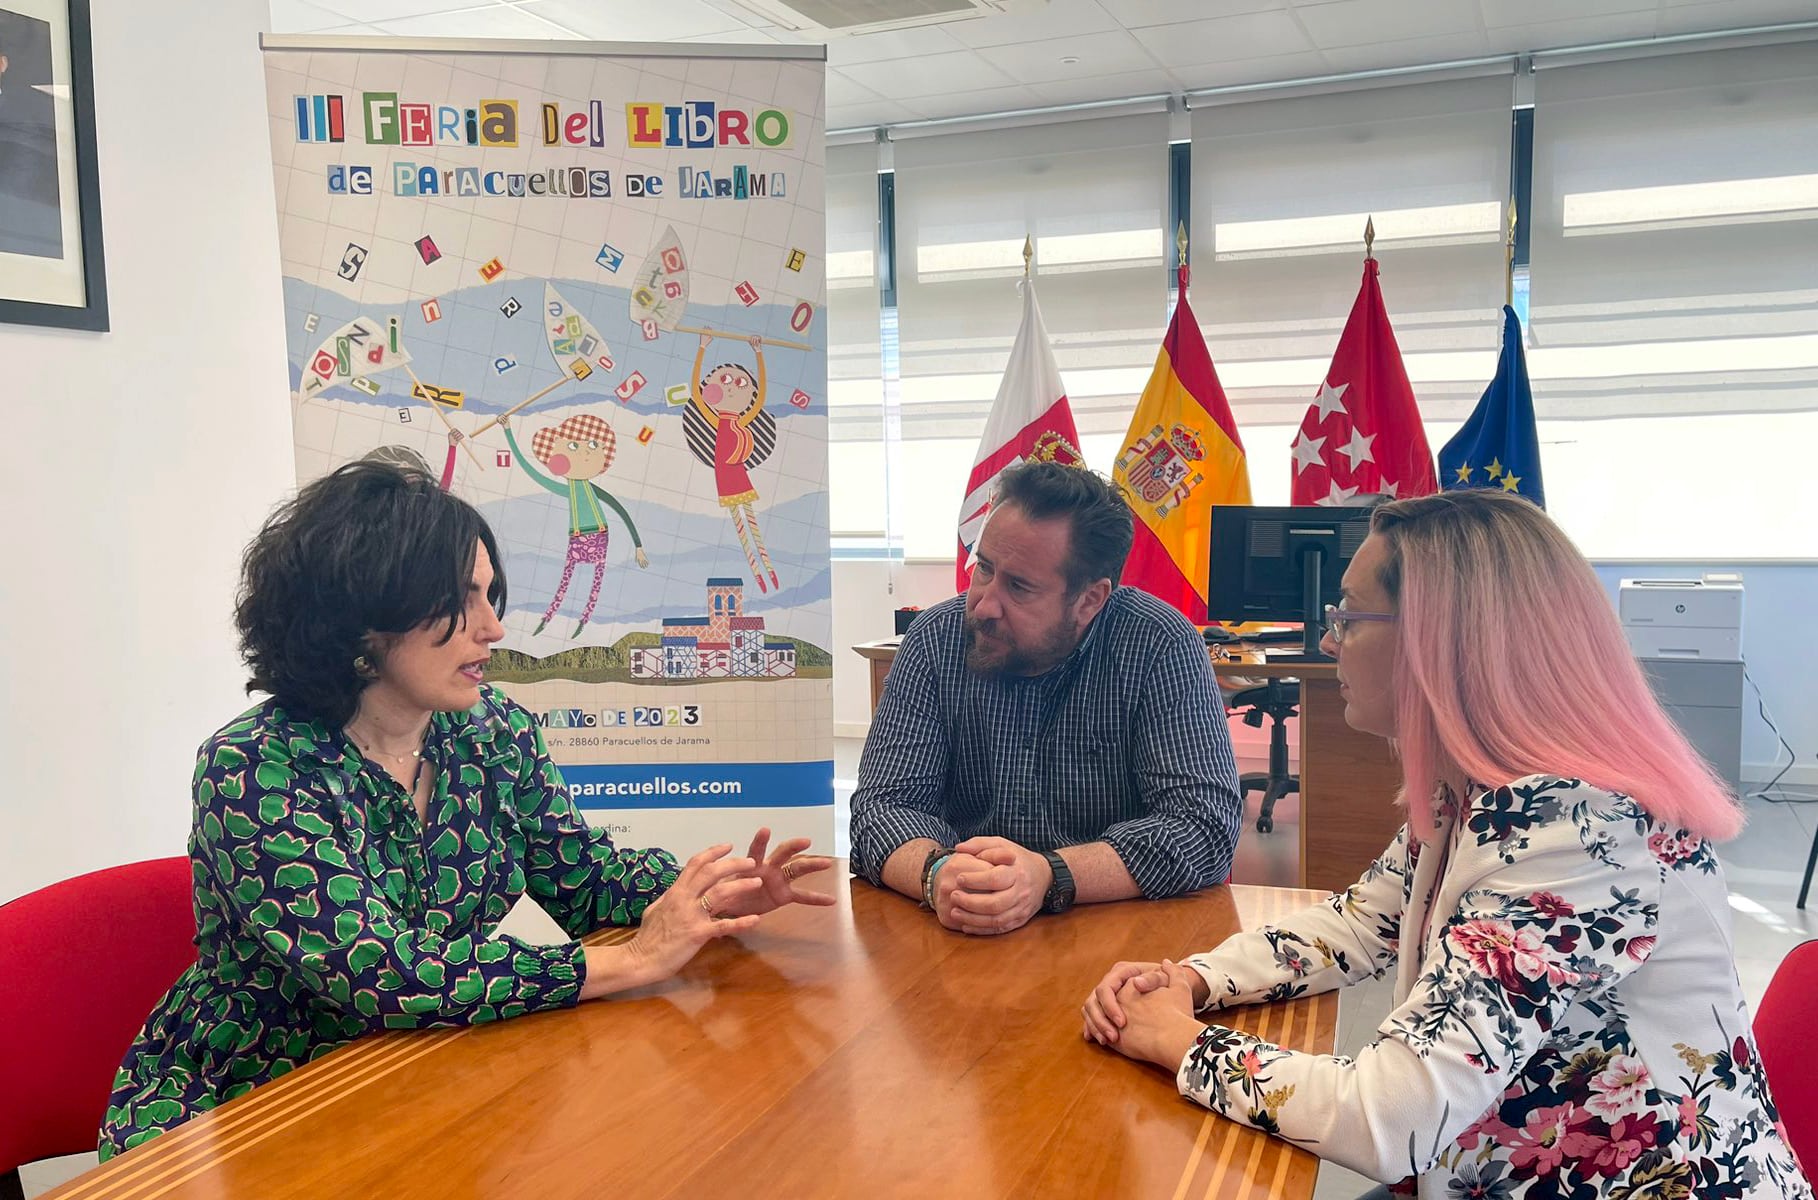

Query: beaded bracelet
920,848,957,909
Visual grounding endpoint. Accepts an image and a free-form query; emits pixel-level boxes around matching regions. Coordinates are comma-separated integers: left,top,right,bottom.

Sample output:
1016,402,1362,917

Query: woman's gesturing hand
705,827,837,919
622,844,762,983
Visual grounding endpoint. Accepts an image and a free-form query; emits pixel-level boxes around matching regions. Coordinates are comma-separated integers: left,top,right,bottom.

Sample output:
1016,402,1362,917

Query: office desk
853,639,1404,894
50,873,1336,1200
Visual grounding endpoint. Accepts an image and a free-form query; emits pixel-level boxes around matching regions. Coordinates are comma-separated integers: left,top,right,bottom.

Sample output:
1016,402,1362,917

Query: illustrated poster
263,41,832,849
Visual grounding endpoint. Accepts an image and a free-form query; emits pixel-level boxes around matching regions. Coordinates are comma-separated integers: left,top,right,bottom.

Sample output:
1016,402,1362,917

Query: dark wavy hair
992,461,1134,594
234,461,507,727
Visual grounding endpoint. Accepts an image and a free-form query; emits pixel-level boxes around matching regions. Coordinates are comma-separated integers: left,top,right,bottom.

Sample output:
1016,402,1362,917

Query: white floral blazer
1178,775,1813,1200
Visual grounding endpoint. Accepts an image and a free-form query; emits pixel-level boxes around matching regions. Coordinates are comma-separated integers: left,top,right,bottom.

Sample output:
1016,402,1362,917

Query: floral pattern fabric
1177,775,1812,1200
100,685,678,1159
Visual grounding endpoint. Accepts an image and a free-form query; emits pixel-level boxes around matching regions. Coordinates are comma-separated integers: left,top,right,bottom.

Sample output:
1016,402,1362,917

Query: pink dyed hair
1370,489,1742,844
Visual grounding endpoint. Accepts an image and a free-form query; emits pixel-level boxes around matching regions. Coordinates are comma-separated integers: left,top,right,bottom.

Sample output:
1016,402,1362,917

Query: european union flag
1440,305,1544,508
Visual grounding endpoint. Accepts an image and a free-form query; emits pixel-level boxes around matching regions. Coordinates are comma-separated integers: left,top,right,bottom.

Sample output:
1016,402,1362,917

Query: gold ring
781,861,800,881
698,895,714,917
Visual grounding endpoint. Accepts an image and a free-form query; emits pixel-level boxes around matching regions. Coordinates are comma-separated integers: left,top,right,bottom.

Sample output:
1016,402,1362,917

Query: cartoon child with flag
500,412,649,638
686,332,780,593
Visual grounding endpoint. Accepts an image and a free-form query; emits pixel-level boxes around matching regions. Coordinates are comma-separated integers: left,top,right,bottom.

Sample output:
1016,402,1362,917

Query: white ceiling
269,0,1818,128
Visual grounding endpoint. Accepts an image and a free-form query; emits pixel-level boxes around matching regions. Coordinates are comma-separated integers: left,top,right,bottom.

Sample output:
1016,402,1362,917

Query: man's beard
963,614,1080,677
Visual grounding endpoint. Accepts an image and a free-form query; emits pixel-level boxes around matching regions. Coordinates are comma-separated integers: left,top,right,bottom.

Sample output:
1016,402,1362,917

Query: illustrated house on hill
630,578,797,680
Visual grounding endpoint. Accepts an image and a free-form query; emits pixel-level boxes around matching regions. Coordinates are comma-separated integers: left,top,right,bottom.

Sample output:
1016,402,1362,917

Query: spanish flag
1112,267,1250,624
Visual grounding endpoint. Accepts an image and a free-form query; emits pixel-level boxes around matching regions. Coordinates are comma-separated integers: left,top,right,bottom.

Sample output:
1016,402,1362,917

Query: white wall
0,0,293,904
830,559,957,738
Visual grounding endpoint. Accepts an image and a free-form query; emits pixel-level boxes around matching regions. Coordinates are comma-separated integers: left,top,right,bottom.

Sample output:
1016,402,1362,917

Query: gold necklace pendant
351,728,424,764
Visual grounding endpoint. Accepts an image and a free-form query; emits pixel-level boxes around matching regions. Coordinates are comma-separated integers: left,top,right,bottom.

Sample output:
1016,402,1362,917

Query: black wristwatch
1040,850,1076,914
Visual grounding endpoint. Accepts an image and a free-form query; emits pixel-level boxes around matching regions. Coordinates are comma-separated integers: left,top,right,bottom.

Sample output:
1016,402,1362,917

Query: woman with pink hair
1083,490,1810,1199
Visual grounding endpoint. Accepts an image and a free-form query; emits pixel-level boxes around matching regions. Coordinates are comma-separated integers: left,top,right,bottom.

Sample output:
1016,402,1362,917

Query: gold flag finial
1363,216,1376,261
1505,199,1518,307
1023,235,1033,279
1176,221,1188,267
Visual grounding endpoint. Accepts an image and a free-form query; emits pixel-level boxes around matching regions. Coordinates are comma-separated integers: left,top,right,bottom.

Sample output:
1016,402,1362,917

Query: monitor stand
1266,544,1333,664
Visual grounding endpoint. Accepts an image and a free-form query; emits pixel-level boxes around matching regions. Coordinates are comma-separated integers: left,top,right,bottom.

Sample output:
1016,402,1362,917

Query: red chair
1755,939,1818,1180
0,858,197,1199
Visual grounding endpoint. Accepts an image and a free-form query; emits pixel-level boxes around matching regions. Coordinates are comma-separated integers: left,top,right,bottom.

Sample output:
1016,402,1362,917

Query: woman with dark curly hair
99,461,832,1159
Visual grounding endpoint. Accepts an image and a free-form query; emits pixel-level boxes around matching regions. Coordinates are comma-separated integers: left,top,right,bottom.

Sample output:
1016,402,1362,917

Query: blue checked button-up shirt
850,587,1242,898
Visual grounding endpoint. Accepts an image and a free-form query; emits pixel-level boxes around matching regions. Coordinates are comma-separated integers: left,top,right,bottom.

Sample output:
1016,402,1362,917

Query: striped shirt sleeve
1102,617,1243,897
848,625,960,886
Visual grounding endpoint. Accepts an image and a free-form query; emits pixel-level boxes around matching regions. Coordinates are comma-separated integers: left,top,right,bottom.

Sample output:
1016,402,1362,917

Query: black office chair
1224,677,1300,834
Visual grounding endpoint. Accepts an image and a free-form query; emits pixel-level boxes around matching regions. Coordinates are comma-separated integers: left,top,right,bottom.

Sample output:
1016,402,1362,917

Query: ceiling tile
841,48,1015,99
1482,11,1665,51
1169,50,1332,89
1116,0,1288,27
1292,0,1482,48
972,30,1164,84
826,23,968,66
288,0,1818,133
829,98,928,128
705,24,822,44
1658,0,1818,33
1027,67,1181,105
1319,30,1493,70
372,5,577,38
671,28,799,41
270,0,358,32
313,0,501,21
690,0,782,21
1479,0,1658,27
825,67,884,108
1661,0,1812,7
295,19,392,35
907,83,1046,120
942,0,1122,48
517,0,756,39
1129,9,1315,67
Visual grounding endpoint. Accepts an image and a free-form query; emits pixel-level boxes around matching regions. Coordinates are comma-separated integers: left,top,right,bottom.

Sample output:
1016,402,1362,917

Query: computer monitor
1205,504,1377,663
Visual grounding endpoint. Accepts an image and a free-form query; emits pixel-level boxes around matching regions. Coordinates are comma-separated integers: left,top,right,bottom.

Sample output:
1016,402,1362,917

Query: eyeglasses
1322,602,1397,645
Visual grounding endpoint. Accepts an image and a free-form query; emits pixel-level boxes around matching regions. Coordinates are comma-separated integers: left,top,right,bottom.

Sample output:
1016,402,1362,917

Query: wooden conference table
854,638,1403,895
50,872,1337,1200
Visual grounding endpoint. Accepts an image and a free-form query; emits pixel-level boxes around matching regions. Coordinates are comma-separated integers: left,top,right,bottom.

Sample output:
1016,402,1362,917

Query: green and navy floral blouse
1177,775,1812,1200
100,685,677,1160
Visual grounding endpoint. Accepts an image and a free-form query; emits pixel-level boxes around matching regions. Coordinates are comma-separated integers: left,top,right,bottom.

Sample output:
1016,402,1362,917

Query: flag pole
1022,234,1033,280
1176,220,1189,288
1363,215,1376,262
1505,198,1517,309
673,323,812,351
469,376,573,439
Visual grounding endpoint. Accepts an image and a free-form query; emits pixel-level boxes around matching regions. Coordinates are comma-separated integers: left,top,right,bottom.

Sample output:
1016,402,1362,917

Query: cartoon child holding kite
501,412,649,638
686,332,780,593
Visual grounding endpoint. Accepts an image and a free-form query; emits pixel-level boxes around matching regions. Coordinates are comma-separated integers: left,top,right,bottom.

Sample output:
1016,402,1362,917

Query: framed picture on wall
0,0,106,331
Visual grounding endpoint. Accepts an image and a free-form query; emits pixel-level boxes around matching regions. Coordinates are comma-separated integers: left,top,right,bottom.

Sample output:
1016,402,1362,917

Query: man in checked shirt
850,462,1243,935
